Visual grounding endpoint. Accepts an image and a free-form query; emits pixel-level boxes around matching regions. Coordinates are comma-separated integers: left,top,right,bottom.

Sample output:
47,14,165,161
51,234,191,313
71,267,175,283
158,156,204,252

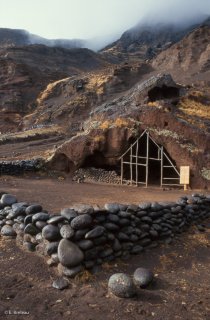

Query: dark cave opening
82,150,120,173
148,85,180,102
49,153,74,173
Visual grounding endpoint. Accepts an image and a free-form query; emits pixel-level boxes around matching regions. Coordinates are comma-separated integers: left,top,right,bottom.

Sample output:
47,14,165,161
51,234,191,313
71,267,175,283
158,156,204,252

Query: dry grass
93,135,105,143
37,78,69,104
74,270,95,284
86,73,110,95
178,97,210,120
99,117,130,130
188,231,210,247
99,120,111,130
0,125,63,143
148,101,160,107
114,117,130,127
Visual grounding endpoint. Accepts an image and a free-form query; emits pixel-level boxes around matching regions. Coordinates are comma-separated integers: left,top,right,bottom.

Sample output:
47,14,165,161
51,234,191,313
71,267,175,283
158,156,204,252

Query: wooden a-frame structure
120,130,180,187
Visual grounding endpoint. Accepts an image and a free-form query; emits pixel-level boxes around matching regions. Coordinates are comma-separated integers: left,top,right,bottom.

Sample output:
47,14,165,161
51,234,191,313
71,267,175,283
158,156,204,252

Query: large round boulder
1,225,16,237
133,268,154,288
58,239,84,267
1,194,17,206
108,273,136,298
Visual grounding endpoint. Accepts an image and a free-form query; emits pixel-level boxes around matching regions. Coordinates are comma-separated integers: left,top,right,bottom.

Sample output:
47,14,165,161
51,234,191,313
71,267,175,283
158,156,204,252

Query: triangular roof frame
120,130,180,187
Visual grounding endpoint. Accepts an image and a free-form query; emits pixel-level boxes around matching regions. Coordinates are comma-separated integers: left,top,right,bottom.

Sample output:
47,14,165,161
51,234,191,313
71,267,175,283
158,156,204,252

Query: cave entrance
120,130,180,187
148,85,180,102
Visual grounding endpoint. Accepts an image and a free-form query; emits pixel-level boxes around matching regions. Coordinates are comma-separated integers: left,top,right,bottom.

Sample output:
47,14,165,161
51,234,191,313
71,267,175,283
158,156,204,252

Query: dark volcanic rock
25,204,43,215
58,263,83,278
108,273,136,298
60,225,75,239
1,225,16,237
24,223,39,236
52,277,69,290
104,203,120,213
133,268,154,288
60,208,77,221
78,239,94,250
85,226,105,239
70,204,94,214
32,212,50,223
47,215,65,224
71,214,92,230
42,225,60,241
1,194,17,206
58,239,84,267
35,221,47,230
46,241,60,255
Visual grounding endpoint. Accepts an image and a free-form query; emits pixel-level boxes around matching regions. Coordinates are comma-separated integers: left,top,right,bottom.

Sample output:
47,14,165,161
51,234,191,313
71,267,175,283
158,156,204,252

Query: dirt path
0,175,197,213
0,176,210,320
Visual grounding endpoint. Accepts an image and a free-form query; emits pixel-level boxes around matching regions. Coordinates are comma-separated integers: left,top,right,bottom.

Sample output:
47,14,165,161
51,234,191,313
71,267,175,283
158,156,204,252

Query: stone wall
0,159,42,175
0,193,210,278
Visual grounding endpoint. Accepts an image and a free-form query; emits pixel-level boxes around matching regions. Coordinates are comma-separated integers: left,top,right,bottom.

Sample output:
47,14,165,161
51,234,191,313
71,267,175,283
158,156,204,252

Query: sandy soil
0,176,210,320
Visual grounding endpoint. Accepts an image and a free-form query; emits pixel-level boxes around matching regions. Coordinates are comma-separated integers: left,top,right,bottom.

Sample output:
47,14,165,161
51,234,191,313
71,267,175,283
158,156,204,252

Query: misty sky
0,0,210,40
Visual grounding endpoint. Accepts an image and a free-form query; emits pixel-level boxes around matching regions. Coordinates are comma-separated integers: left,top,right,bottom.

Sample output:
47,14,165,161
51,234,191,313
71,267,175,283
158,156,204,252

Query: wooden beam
136,138,138,186
121,158,123,185
145,132,149,187
130,145,133,185
160,146,163,187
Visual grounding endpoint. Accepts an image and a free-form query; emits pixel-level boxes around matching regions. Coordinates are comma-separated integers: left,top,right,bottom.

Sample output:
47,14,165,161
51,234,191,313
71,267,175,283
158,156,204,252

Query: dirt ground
0,176,210,320
0,175,197,213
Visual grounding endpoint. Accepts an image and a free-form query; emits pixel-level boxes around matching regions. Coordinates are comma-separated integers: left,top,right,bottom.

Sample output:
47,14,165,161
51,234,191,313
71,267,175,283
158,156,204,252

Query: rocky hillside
0,44,109,133
0,19,210,190
24,63,153,131
48,74,210,189
101,17,210,63
152,25,210,84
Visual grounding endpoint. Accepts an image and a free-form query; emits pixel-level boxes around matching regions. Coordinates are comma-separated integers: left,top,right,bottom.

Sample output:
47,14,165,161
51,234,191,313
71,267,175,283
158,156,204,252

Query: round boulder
133,268,154,288
71,214,92,230
104,203,120,214
25,204,43,215
42,225,60,241
108,273,136,298
58,263,83,278
58,239,84,267
24,223,39,236
1,225,16,237
52,277,69,290
1,194,17,206
60,225,75,239
32,212,50,223
60,208,77,221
